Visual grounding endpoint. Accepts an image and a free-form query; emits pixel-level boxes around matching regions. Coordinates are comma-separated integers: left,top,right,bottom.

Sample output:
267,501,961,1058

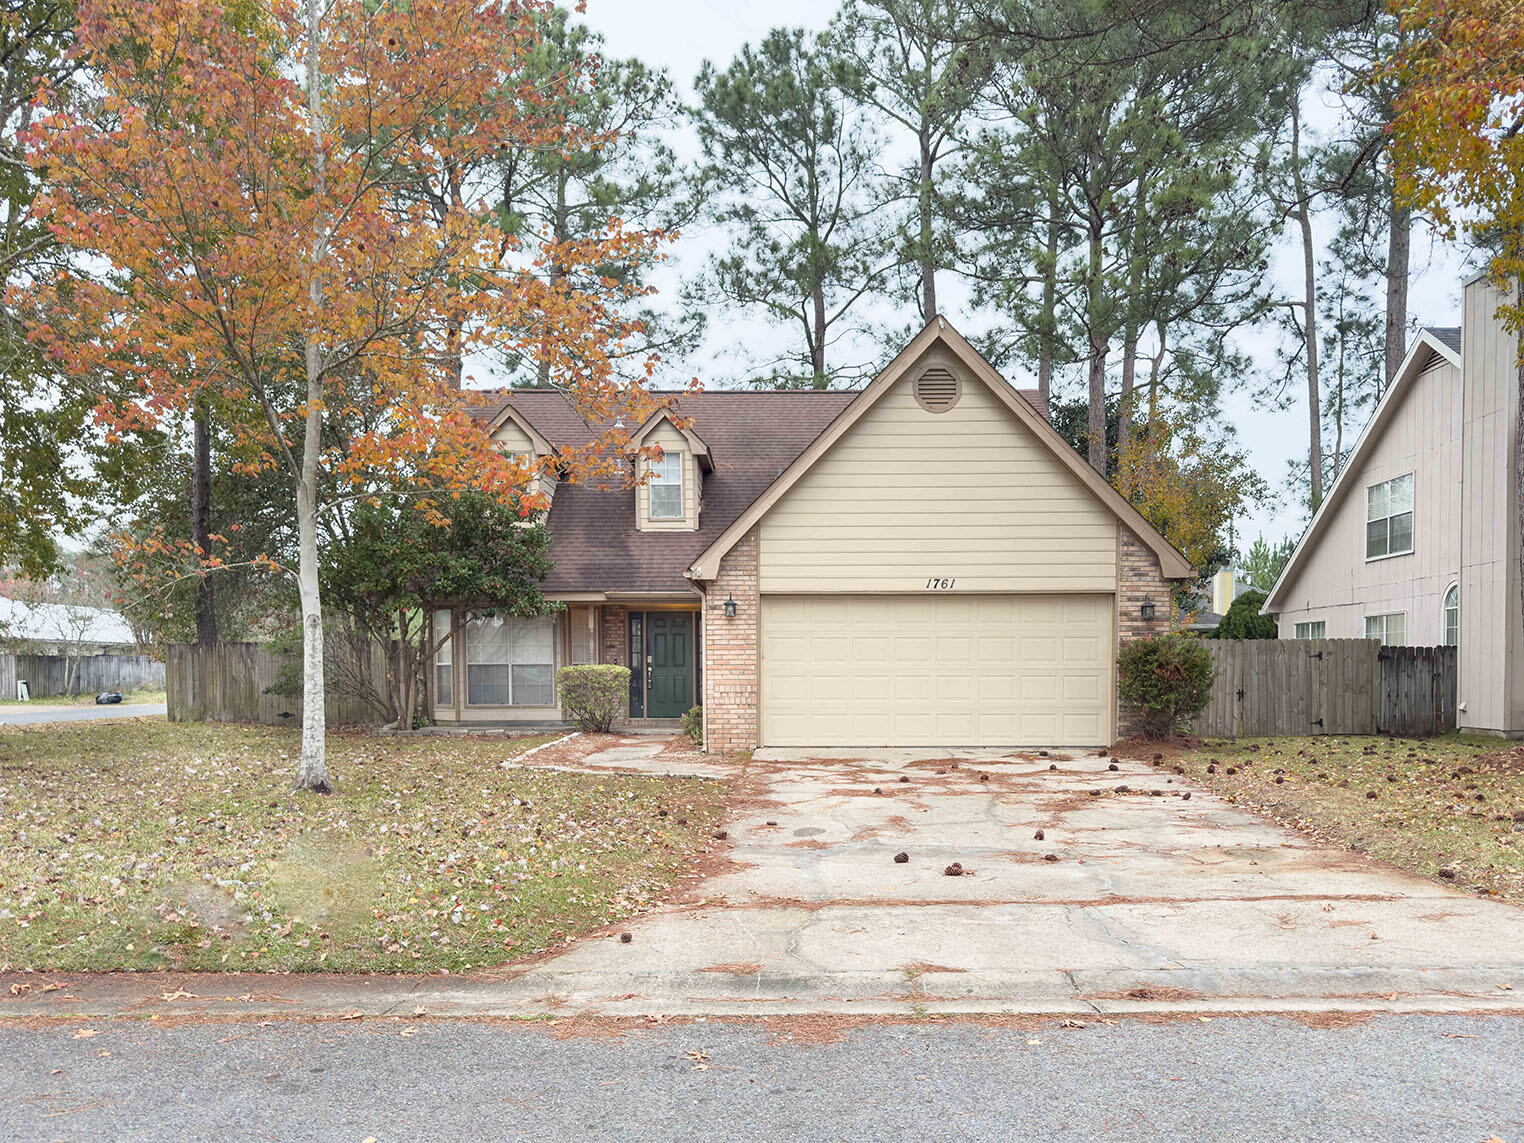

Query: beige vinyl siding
636,420,699,531
1458,279,1524,733
760,593,1113,746
489,416,556,503
1275,350,1462,646
758,360,1118,593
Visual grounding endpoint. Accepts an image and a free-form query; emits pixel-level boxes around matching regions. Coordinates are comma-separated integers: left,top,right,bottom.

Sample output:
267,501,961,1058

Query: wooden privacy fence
0,652,164,700
1193,639,1457,739
167,641,390,727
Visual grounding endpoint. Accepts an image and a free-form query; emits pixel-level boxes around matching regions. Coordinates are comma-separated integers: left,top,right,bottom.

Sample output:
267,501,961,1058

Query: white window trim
463,613,557,708
1364,472,1415,562
1293,620,1326,640
1442,581,1460,647
647,450,685,521
1363,611,1408,645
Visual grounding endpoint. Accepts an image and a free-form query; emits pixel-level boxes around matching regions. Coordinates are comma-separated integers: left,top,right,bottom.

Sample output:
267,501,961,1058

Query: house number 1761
925,577,956,590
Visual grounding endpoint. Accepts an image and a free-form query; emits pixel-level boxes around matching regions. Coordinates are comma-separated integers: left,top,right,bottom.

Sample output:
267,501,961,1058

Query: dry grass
0,721,724,974
1173,735,1524,902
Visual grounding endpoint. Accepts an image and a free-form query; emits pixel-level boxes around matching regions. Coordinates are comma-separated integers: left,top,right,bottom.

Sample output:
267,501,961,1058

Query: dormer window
649,451,684,520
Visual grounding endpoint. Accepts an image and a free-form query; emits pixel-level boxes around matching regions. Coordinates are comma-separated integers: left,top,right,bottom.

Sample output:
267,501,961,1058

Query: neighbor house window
1364,612,1407,645
1366,473,1414,559
1443,584,1459,647
433,608,453,707
648,451,683,520
465,614,555,706
1293,620,1326,640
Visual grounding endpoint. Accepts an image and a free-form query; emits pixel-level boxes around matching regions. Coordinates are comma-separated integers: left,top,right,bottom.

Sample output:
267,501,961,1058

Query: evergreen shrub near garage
558,665,631,733
1117,633,1214,737
1211,589,1278,639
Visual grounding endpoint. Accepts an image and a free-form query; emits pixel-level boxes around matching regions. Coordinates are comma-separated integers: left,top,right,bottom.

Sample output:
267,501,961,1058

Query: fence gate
1195,639,1380,738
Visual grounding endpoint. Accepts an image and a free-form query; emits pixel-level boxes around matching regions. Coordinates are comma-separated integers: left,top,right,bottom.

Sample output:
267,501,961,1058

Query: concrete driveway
12,738,1524,1022
488,741,1524,1016
0,702,166,726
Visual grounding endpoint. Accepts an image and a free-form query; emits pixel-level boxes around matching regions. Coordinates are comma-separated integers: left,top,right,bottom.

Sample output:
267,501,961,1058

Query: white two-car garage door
759,594,1113,747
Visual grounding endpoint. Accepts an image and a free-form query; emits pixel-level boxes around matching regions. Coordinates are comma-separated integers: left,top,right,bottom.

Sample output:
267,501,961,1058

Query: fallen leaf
160,989,195,1001
71,1028,101,1039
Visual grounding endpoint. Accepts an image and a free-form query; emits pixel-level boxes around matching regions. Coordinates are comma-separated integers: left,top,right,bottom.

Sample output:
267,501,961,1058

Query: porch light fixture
724,593,738,619
1139,600,1157,622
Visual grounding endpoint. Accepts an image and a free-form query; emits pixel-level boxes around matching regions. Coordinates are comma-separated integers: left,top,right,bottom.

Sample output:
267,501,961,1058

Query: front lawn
1171,735,1524,902
0,722,724,974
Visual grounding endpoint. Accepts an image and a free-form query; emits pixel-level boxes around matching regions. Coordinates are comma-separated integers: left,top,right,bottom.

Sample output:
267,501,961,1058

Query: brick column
600,604,630,717
1116,524,1174,737
703,527,759,752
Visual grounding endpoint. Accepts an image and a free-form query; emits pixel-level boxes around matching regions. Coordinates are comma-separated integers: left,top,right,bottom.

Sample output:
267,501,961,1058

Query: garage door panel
760,593,1112,747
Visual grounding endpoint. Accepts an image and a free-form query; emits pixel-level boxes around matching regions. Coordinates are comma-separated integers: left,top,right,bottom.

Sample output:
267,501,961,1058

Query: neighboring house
0,596,139,656
1182,566,1243,633
1266,275,1523,736
434,319,1192,750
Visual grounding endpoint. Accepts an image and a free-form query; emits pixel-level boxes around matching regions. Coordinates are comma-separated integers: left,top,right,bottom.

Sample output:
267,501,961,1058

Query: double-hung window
1293,620,1326,640
465,614,555,706
1366,474,1414,559
648,451,684,520
1364,612,1406,645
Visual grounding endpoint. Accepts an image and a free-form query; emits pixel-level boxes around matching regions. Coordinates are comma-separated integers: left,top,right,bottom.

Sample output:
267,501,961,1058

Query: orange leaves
1382,0,1524,330
23,0,671,538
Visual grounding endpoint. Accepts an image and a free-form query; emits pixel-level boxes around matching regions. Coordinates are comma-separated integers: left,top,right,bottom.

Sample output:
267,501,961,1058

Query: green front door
646,613,693,718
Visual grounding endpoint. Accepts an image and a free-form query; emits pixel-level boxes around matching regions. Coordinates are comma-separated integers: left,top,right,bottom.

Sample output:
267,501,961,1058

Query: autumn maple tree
25,0,668,791
1382,0,1524,633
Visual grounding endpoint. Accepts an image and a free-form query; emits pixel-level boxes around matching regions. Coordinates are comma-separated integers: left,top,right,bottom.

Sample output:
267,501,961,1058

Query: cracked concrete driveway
16,738,1524,1023
489,740,1524,1017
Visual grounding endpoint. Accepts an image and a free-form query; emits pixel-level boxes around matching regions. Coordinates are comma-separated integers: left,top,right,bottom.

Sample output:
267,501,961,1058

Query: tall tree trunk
1290,94,1322,512
1385,197,1411,387
295,0,330,794
1118,323,1137,464
1085,212,1107,475
191,407,216,646
1036,180,1060,408
535,164,570,389
811,283,827,389
918,127,936,321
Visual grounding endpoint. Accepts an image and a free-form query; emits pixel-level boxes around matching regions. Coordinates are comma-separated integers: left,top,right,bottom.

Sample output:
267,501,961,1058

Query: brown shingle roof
467,384,1049,594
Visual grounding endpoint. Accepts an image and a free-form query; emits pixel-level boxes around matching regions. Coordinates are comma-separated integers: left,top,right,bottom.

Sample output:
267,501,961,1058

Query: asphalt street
2,1014,1519,1141
0,703,165,725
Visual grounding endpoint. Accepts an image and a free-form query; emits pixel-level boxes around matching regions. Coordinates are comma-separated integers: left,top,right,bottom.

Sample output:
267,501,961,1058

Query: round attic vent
914,365,960,412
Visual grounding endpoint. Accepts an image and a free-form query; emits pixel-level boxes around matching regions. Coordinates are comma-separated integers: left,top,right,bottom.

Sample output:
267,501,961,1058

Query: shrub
1117,633,1214,738
681,706,703,747
1211,588,1277,639
557,665,629,733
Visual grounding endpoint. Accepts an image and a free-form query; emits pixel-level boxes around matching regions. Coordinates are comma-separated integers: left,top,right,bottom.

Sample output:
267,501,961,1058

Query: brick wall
703,527,759,752
1116,524,1174,738
600,604,630,716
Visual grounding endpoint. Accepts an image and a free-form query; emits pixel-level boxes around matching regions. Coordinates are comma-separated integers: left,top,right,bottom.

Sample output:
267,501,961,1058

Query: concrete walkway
0,702,165,725
8,740,1524,1021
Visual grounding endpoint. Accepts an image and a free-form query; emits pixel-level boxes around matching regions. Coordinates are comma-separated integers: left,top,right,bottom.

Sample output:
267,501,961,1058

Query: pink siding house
1266,276,1523,736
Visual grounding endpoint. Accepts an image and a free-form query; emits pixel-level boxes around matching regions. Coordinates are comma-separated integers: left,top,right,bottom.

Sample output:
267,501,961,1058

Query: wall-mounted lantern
1140,600,1157,622
724,593,738,618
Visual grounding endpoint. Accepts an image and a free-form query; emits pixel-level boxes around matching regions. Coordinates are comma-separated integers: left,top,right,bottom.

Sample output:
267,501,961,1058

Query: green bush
1117,633,1214,738
681,706,703,747
1211,589,1277,639
557,665,630,733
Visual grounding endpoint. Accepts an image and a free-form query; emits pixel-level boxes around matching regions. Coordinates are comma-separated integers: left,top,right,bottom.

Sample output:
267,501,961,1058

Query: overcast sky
567,0,1478,551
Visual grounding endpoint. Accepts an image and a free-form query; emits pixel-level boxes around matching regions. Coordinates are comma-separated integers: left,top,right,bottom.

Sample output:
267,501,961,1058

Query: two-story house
428,319,1192,750
1266,275,1524,736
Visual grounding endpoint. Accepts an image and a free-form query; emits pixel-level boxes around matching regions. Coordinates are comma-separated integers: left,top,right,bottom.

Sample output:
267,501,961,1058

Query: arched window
1443,583,1459,647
